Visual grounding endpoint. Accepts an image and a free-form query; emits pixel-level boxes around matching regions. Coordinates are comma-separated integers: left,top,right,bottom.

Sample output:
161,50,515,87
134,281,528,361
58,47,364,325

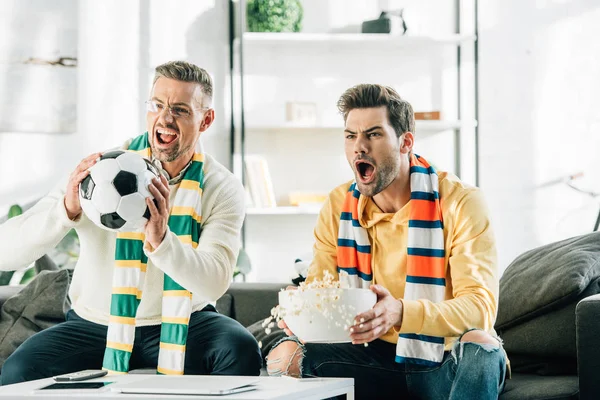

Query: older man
0,61,260,384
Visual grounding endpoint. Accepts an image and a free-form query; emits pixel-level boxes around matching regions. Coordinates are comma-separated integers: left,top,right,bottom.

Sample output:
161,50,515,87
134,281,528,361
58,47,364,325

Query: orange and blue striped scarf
337,154,445,366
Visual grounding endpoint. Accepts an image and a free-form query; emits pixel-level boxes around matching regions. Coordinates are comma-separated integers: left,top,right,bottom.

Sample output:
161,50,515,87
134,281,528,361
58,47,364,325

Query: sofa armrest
225,282,288,327
0,285,23,308
576,293,600,400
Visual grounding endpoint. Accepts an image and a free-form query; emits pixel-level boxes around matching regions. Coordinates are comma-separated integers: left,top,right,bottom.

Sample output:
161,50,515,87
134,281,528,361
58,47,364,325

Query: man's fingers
148,184,166,212
153,178,170,200
146,197,159,218
159,173,169,187
350,315,385,335
350,317,386,344
73,170,90,188
353,307,379,326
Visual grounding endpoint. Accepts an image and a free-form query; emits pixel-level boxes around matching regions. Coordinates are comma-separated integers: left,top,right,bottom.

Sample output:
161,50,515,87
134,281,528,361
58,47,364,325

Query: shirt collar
151,156,193,185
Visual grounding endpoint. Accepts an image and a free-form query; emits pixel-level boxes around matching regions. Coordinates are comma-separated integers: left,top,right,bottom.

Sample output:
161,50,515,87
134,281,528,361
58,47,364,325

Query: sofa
0,280,595,399
1,232,600,399
219,282,596,400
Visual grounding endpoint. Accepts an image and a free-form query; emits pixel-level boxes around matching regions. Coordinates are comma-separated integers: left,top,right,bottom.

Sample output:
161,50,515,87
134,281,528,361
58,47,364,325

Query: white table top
0,375,354,400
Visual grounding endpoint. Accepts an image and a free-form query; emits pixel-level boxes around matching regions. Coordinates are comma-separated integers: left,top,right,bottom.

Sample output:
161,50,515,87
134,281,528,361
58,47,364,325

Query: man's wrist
394,298,404,330
63,197,81,221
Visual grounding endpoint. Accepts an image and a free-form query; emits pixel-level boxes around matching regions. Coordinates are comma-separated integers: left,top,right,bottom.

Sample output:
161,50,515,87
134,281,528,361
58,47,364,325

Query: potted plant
246,0,303,33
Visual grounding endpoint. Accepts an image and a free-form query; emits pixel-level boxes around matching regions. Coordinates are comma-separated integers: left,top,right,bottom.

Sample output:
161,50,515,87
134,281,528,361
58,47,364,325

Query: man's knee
460,329,500,347
1,353,36,385
266,340,304,378
222,329,262,375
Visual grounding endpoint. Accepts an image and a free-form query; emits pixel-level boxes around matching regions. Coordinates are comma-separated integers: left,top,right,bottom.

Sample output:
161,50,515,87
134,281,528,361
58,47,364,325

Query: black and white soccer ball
79,150,160,231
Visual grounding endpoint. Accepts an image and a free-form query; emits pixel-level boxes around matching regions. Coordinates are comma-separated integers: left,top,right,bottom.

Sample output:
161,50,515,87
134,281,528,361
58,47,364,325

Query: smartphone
53,370,108,382
39,382,113,390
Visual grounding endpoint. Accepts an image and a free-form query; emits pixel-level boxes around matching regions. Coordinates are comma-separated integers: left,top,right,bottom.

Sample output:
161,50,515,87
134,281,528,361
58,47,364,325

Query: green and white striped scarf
102,132,204,375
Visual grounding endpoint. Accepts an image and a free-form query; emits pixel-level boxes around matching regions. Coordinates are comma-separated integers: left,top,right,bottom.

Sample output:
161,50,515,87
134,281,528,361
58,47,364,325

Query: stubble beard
150,140,192,163
356,151,402,197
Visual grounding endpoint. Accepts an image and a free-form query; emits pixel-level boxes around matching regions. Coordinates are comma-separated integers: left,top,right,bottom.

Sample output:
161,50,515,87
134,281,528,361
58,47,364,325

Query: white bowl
278,288,377,343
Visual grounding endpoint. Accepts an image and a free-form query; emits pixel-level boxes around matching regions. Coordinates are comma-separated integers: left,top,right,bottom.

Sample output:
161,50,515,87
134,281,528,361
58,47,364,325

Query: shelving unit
238,32,476,46
246,206,321,215
247,119,477,136
228,0,479,282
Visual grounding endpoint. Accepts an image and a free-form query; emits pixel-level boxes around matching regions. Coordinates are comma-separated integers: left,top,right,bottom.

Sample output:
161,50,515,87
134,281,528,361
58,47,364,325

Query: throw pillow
495,231,600,373
0,269,71,369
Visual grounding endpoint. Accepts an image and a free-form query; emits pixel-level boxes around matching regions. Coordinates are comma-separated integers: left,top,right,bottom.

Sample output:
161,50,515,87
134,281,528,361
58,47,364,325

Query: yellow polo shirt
306,172,499,350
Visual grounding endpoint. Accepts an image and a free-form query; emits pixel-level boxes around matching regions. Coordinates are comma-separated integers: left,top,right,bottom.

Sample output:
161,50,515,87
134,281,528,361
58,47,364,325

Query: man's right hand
64,153,102,220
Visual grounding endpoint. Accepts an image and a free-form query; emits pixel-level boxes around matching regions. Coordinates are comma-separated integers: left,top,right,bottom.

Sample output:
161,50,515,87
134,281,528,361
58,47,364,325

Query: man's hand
145,174,170,249
349,284,403,345
64,152,103,220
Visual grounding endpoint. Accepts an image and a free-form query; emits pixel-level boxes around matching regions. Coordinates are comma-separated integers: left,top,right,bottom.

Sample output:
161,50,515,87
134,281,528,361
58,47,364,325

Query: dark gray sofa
0,282,596,399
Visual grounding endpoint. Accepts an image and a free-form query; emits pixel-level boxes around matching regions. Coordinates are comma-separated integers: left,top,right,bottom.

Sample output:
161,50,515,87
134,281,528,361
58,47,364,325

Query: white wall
479,0,600,271
0,0,231,216
3,0,600,283
0,0,79,213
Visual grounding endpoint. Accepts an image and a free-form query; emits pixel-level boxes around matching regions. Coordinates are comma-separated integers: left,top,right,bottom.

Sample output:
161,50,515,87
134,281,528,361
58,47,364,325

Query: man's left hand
145,174,170,249
349,284,403,345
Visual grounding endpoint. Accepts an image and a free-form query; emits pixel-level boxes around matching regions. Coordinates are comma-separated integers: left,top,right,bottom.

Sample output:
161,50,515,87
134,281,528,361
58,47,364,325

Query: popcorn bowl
278,288,377,343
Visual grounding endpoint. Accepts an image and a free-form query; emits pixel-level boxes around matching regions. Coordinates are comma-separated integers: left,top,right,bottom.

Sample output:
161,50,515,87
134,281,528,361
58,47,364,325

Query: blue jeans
297,332,506,399
1,307,262,385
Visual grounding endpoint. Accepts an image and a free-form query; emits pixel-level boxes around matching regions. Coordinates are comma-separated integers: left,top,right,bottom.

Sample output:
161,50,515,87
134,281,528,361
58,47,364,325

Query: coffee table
0,375,354,399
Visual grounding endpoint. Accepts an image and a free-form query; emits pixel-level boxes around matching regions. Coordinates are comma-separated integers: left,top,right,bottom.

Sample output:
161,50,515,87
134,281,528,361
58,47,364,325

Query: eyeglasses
145,100,209,118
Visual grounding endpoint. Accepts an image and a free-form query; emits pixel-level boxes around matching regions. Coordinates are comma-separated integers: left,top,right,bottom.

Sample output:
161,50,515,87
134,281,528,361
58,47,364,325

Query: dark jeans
1,306,262,385
301,337,506,400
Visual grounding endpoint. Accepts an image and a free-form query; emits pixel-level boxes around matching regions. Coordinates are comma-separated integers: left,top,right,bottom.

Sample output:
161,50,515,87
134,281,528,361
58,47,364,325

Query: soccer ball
79,150,160,231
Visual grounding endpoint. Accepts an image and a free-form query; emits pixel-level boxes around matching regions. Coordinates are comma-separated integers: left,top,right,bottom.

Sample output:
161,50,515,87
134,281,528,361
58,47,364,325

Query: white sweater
0,152,245,327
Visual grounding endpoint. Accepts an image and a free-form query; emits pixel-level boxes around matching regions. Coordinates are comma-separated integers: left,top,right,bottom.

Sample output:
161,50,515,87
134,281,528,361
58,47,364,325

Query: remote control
53,370,108,382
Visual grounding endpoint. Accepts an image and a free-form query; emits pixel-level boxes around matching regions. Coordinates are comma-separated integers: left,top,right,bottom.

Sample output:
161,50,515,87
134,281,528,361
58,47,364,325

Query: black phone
38,382,113,390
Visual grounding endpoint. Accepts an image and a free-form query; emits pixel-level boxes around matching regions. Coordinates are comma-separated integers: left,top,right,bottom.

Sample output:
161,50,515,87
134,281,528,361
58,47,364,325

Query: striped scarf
102,132,204,375
337,154,446,366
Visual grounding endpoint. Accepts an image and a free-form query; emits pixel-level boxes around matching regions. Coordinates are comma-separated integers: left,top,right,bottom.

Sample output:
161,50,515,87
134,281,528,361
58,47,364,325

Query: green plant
234,248,252,279
247,0,303,33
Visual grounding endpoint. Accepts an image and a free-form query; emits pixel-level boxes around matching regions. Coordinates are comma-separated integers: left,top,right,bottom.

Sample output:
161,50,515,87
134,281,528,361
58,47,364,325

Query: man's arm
400,188,499,337
0,176,81,271
144,177,245,302
306,192,343,283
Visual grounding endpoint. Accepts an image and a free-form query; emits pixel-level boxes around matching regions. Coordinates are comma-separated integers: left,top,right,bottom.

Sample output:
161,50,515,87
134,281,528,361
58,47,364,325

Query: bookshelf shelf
246,120,477,136
237,32,476,48
246,206,321,215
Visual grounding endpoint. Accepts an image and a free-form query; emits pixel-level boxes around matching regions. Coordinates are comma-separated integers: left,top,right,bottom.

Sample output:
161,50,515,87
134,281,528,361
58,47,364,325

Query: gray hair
153,60,213,107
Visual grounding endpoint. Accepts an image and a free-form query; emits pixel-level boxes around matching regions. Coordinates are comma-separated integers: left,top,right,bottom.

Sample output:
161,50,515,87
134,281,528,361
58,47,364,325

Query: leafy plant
247,0,303,33
234,248,252,279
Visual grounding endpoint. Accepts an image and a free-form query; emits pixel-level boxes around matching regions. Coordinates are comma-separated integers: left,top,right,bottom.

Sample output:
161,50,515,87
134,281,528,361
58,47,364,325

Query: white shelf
247,120,477,135
246,206,321,215
239,32,476,47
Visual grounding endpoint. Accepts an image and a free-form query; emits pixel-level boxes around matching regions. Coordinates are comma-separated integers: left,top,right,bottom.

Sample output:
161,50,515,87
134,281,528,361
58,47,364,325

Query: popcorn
263,271,359,338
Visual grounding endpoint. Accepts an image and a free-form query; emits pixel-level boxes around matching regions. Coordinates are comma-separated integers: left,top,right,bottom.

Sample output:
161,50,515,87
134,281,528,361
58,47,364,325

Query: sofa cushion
497,231,600,330
0,269,71,369
499,373,578,400
496,232,600,371
215,293,233,317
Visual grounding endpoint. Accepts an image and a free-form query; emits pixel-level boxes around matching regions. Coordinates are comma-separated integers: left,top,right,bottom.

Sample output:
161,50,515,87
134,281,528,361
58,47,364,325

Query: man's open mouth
355,160,376,184
155,128,178,145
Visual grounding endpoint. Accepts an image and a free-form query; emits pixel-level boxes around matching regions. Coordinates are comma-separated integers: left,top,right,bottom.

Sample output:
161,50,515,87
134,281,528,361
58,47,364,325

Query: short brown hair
337,84,414,138
153,60,213,106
